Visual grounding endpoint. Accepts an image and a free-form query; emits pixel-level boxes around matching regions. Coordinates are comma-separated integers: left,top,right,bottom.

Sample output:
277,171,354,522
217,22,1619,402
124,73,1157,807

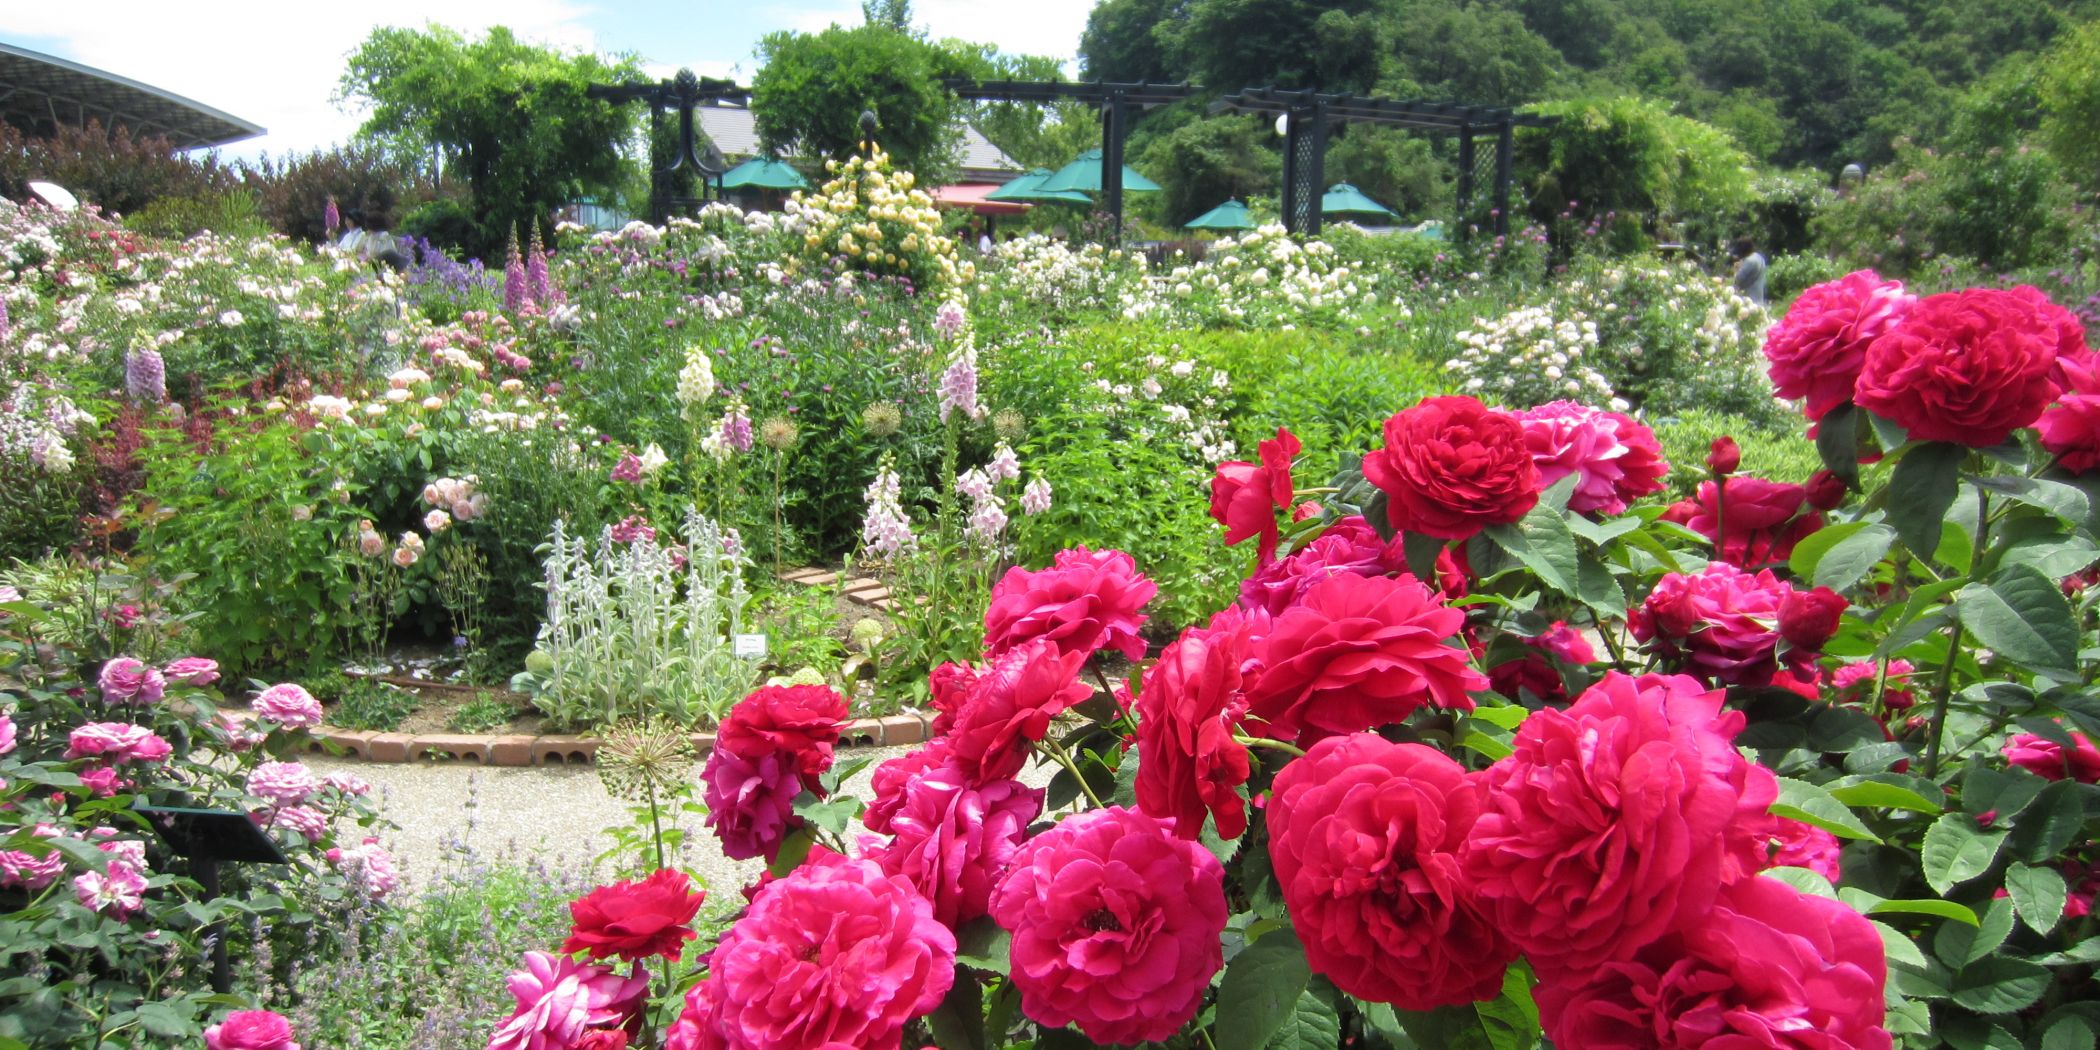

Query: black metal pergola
1211,88,1554,239
943,79,1196,242
587,70,745,223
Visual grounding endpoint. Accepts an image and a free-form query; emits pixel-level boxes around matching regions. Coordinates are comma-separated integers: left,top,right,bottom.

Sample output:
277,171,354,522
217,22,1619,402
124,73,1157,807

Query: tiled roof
694,104,1020,178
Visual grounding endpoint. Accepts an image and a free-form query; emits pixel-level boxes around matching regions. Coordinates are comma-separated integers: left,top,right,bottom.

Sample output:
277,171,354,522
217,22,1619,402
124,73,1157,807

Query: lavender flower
124,346,166,404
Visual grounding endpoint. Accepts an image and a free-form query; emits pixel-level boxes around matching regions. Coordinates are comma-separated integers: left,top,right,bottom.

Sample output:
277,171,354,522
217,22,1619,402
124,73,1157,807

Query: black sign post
136,806,289,994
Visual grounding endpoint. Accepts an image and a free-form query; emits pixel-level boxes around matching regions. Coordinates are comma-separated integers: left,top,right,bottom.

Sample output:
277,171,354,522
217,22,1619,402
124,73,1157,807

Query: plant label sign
733,633,768,660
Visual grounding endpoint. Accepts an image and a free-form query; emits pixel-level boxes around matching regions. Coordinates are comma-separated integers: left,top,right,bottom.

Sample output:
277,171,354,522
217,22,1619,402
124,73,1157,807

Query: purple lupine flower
721,400,753,454
503,233,527,314
124,347,165,404
527,226,552,306
324,197,340,237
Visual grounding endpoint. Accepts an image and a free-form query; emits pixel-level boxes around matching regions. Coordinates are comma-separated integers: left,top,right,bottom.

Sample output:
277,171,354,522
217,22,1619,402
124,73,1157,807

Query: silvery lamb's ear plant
516,509,752,730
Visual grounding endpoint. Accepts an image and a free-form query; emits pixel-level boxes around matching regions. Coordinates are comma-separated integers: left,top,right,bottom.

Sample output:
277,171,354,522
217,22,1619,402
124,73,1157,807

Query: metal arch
587,70,745,222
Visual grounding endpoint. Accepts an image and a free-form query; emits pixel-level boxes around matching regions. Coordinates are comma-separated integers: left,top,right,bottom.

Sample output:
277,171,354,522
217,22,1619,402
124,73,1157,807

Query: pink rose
1535,877,1889,1050
705,858,954,1050
73,858,148,919
702,749,804,863
162,657,221,686
1630,562,1823,688
990,806,1227,1045
252,805,329,842
864,739,953,835
204,1010,302,1050
1512,401,1670,515
0,826,64,891
1210,427,1300,561
489,951,647,1050
1463,672,1778,974
1268,734,1516,1009
246,761,320,807
1763,270,1914,422
0,714,14,755
1134,605,1263,840
1237,515,1412,616
79,766,127,796
2003,727,2100,784
715,684,848,780
1364,396,1541,541
1660,477,1823,568
98,657,165,705
944,640,1091,786
867,763,1042,929
1243,572,1484,746
253,683,323,728
1767,817,1844,882
983,547,1156,662
65,722,172,765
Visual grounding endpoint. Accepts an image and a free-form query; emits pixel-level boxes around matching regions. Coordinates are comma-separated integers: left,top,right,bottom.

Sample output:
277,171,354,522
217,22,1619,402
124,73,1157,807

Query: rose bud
1805,469,1847,511
1778,586,1848,651
1706,436,1741,477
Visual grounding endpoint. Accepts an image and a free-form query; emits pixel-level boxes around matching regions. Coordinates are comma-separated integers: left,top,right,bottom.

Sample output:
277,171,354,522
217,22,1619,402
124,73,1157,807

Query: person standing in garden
1731,236,1768,305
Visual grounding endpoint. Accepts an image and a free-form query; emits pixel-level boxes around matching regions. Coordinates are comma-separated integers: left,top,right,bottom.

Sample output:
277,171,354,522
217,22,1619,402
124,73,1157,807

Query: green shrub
331,677,419,731
1650,407,1823,497
124,188,271,240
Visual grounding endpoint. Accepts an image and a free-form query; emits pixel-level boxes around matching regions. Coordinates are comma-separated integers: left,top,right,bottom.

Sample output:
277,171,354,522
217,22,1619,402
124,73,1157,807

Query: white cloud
1,0,601,160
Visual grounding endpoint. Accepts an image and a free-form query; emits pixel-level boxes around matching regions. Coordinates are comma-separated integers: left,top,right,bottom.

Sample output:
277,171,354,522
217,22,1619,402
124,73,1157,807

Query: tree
945,44,1102,170
337,25,640,258
2037,18,2100,187
1140,114,1279,225
1079,0,1187,82
751,24,975,182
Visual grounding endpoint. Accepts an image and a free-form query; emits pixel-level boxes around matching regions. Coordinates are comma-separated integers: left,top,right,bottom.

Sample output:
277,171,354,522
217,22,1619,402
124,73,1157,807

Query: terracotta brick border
230,709,924,767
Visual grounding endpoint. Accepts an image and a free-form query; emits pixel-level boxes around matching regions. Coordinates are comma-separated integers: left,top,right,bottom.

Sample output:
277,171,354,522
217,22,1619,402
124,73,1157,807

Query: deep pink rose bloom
562,868,706,962
2037,392,2100,474
1855,286,2080,447
867,763,1043,928
865,739,953,835
1463,672,1779,975
1243,572,1484,746
702,749,805,862
1631,563,1824,688
65,722,172,765
1763,270,1914,422
204,1010,301,1050
163,657,221,686
1210,427,1300,562
663,979,719,1050
1766,817,1844,882
1513,401,1671,515
489,951,648,1050
1364,395,1541,540
945,640,1091,785
2003,728,2100,784
79,766,127,796
254,683,324,728
990,806,1227,1045
1134,605,1262,840
926,662,978,736
983,547,1157,662
1832,659,1917,711
707,858,954,1050
1660,478,1823,568
0,714,14,755
73,859,148,919
1778,586,1849,651
1238,515,1410,615
247,761,320,807
98,657,165,705
1535,877,1889,1050
1488,621,1598,703
1268,734,1517,1009
716,684,848,779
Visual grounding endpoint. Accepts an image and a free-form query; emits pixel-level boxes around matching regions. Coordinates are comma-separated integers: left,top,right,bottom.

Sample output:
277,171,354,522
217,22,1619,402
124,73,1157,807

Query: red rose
716,684,849,778
1237,515,1412,616
1778,586,1848,651
1661,477,1823,567
1630,562,1826,688
1805,469,1848,510
1706,436,1740,476
983,547,1156,662
1363,396,1540,541
1762,269,1914,422
2038,393,2100,474
1488,652,1569,704
945,640,1091,785
1210,427,1299,562
1536,877,1889,1050
1463,672,1779,974
926,662,977,736
1243,572,1484,745
562,868,706,962
1268,735,1516,1009
1854,287,2077,447
1134,606,1263,840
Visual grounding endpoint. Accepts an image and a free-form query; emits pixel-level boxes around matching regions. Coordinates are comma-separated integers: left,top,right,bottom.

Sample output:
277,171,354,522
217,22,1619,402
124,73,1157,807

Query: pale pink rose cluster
325,836,400,899
97,657,165,705
253,683,323,728
422,475,487,523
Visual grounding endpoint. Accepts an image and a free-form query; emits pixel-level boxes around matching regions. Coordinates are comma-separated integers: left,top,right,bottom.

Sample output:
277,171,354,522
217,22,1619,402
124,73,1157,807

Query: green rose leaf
1483,503,1580,598
1215,927,1313,1050
1956,563,2079,677
1921,812,2007,895
1262,980,1342,1050
1771,777,1881,842
2005,861,2069,935
1949,956,2053,1015
1886,441,1965,561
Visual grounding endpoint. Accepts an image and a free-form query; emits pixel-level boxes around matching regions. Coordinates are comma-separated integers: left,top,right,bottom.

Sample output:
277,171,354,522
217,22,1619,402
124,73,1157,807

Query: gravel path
310,744,1048,894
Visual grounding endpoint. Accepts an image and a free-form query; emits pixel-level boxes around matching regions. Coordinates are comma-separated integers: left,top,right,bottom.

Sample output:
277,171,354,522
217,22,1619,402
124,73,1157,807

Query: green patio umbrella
1321,182,1396,219
1183,199,1255,231
1038,149,1162,194
721,157,809,191
985,168,1093,204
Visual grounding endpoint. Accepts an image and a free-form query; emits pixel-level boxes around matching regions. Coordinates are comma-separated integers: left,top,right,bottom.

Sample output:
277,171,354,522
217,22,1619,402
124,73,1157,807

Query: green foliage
123,188,272,241
1519,96,1755,244
2038,20,2100,187
331,677,420,731
1325,127,1451,222
243,144,436,245
1651,409,1824,496
751,24,974,182
0,119,237,218
337,25,641,258
1811,138,2078,277
447,689,518,733
1140,115,1280,226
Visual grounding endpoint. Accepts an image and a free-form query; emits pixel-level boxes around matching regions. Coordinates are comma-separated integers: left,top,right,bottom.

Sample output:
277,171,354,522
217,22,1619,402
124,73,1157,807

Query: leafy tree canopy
751,23,976,183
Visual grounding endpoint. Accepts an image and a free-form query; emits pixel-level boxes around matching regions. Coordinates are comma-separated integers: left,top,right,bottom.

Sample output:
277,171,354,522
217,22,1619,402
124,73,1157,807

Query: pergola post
1280,99,1329,237
1101,89,1127,243
587,70,743,223
1456,124,1476,241
1494,117,1514,239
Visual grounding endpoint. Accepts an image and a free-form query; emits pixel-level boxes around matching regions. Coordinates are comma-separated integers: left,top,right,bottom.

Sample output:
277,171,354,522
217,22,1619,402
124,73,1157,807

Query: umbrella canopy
933,183,1030,216
1321,183,1395,218
1038,149,1162,194
721,157,808,191
985,168,1093,204
1184,199,1254,231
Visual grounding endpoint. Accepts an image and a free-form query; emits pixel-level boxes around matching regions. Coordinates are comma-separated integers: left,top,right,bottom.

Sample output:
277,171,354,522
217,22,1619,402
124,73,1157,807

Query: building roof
694,104,1020,181
0,42,263,149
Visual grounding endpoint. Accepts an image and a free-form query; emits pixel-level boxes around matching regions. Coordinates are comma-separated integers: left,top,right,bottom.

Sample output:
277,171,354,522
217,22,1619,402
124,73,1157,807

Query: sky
1,1,1094,161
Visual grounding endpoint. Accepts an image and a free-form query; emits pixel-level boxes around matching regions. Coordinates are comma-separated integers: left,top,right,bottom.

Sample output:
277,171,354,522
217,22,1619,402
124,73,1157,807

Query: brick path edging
227,710,932,767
